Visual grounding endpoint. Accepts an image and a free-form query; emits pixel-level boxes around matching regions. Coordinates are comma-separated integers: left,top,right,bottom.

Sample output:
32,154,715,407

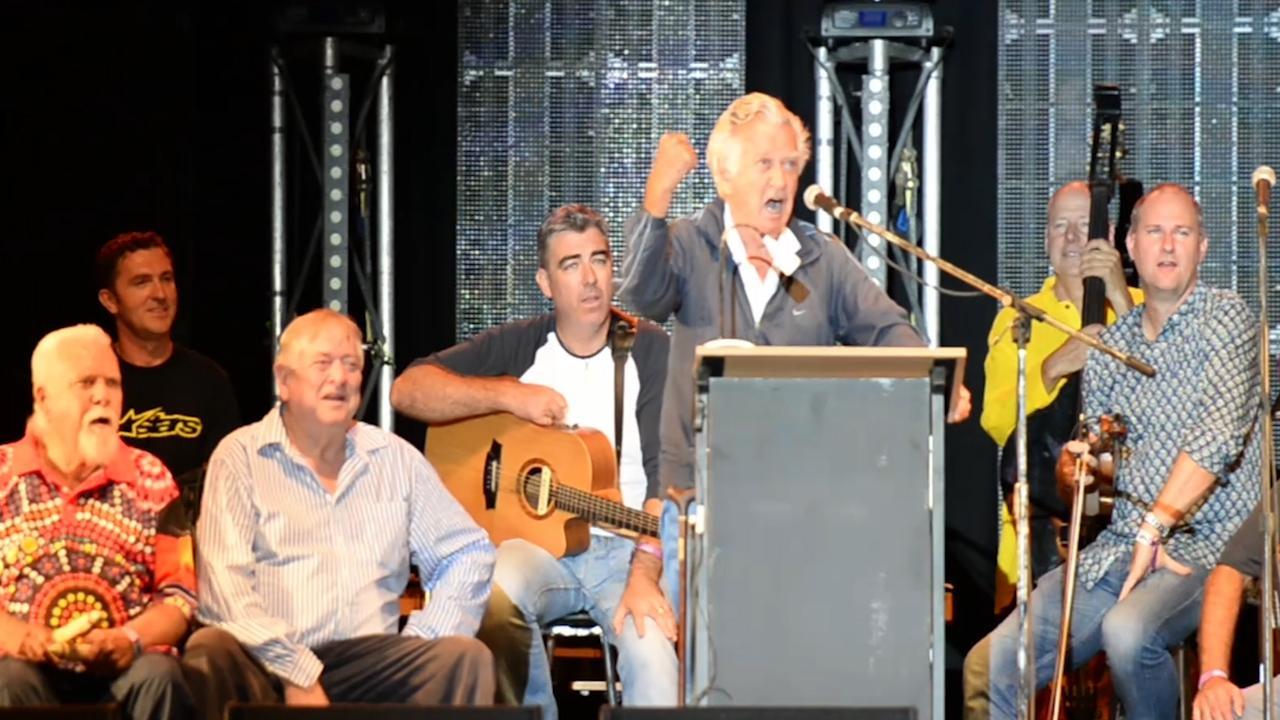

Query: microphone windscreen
802,184,825,211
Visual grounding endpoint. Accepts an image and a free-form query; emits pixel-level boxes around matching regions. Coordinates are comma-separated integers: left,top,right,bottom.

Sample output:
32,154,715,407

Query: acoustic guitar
426,412,659,558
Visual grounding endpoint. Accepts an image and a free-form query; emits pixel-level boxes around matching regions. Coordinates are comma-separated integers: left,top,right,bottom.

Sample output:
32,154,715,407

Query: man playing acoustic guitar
392,203,677,718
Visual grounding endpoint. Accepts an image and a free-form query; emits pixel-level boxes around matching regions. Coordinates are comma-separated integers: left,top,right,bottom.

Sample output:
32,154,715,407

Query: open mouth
764,199,786,214
87,417,113,428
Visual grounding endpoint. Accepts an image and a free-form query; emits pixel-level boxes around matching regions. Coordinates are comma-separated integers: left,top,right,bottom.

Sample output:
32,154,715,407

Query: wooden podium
682,345,964,719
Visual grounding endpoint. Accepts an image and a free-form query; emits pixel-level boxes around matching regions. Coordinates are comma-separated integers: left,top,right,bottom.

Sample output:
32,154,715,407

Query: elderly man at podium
619,92,970,501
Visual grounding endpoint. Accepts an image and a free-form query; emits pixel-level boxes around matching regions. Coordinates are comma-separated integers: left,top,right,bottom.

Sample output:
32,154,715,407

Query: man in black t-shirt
95,232,240,520
393,204,676,718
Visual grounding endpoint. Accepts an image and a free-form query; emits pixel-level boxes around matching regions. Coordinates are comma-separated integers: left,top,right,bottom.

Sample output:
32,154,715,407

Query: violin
1055,413,1128,512
1047,412,1127,719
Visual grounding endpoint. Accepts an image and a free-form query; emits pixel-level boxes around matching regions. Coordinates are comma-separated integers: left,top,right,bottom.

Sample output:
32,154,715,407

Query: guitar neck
552,484,660,537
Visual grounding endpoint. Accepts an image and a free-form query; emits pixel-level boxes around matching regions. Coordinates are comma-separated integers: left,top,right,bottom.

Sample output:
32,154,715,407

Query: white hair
706,92,812,195
31,324,113,395
274,308,363,389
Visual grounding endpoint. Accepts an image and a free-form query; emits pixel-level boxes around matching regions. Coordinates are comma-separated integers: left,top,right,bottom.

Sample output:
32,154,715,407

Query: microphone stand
806,189,1155,720
1254,167,1277,720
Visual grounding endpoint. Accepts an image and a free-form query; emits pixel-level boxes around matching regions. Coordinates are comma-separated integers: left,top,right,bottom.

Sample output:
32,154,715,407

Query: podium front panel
691,375,937,714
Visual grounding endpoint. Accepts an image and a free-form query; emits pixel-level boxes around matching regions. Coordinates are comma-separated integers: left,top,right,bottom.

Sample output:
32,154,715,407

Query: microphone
1253,165,1275,219
803,184,856,222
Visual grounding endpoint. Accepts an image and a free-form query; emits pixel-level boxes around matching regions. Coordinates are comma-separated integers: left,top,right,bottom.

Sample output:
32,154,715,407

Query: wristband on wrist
1153,500,1185,523
634,541,662,561
1135,527,1162,547
119,626,143,658
1198,669,1229,691
1142,511,1171,539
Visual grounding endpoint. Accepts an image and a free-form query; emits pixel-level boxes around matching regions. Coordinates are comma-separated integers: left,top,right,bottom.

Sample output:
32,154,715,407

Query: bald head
1045,181,1092,279
1047,181,1090,222
1128,183,1204,234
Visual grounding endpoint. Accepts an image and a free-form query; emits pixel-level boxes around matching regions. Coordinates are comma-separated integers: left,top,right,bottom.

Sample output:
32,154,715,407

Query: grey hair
706,93,812,195
31,324,112,394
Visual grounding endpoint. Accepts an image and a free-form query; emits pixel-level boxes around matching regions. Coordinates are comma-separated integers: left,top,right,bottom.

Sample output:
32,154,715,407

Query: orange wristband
1153,501,1185,523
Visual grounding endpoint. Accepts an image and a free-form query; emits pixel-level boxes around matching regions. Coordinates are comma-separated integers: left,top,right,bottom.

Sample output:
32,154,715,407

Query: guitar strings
515,470,659,534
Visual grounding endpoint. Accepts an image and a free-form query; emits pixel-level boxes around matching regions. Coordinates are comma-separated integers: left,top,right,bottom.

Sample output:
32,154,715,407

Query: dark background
2,1,1000,712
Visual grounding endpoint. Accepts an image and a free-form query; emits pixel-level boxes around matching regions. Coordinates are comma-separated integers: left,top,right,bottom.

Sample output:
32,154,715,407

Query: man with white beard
0,324,197,720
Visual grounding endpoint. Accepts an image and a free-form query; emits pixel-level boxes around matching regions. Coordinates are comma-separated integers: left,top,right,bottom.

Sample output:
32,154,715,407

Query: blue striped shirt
195,405,494,687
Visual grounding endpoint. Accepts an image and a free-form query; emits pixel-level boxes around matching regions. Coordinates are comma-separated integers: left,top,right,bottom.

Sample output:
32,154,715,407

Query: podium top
695,344,967,403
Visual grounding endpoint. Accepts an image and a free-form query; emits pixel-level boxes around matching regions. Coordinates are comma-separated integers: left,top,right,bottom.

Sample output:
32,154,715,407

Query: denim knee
1100,610,1151,670
491,539,553,614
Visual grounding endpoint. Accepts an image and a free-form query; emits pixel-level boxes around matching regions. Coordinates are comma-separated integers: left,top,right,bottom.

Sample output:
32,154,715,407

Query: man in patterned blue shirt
970,184,1261,720
182,310,497,717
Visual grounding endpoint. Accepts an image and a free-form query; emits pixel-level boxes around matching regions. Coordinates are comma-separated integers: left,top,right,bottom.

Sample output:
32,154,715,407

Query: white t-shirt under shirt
518,332,646,514
418,312,669,535
721,204,802,325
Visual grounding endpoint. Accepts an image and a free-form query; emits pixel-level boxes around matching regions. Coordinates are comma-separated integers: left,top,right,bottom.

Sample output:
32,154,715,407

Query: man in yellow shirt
965,181,1141,718
982,181,1139,447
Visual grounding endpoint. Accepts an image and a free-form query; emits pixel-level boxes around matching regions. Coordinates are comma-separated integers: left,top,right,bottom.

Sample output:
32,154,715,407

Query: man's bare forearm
1152,452,1219,521
628,498,665,585
391,364,516,423
1198,564,1246,674
0,610,30,652
128,603,189,648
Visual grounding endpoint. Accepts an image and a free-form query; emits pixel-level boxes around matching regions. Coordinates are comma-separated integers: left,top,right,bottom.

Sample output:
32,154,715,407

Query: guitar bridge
483,440,501,510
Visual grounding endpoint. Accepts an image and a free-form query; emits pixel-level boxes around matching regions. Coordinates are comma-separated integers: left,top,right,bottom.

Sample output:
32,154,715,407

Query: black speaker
599,709,916,720
226,705,541,720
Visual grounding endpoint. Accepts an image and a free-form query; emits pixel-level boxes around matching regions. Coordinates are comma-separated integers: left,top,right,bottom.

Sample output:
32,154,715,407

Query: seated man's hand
1192,675,1244,720
612,573,676,643
284,681,330,707
1080,239,1134,313
11,623,54,663
1055,439,1098,502
506,383,567,427
946,383,972,424
77,628,135,675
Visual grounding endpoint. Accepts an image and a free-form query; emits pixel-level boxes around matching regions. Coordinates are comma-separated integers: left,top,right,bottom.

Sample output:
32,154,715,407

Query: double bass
997,83,1140,719
998,85,1134,574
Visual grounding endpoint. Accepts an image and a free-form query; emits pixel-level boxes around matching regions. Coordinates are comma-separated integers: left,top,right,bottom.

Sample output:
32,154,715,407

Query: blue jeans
982,554,1207,720
493,535,678,720
661,499,682,616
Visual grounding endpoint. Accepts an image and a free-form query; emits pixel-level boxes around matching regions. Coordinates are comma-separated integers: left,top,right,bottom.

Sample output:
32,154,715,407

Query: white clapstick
50,609,105,644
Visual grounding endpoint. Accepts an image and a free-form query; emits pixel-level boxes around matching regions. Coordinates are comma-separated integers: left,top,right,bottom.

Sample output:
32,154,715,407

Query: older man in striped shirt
183,310,496,716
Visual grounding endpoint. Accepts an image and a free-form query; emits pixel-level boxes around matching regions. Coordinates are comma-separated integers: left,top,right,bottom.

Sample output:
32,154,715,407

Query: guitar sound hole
520,465,557,516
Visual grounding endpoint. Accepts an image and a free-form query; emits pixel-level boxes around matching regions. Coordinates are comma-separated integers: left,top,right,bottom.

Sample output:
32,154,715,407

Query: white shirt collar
722,205,803,325
721,204,801,277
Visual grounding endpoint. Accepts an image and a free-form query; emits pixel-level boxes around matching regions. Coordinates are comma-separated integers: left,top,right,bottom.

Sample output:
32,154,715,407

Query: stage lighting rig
820,2,934,39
